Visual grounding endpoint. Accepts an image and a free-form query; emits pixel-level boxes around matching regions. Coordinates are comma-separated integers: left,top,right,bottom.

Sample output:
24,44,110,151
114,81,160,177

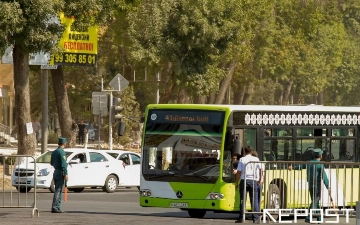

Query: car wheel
73,188,85,193
103,175,118,193
49,179,55,193
16,187,32,193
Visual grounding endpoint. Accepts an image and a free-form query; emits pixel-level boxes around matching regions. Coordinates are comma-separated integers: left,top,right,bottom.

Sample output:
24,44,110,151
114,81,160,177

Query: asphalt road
0,188,356,225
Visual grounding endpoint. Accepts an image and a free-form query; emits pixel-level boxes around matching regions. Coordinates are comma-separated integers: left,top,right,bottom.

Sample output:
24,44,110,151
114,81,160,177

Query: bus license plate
170,203,188,208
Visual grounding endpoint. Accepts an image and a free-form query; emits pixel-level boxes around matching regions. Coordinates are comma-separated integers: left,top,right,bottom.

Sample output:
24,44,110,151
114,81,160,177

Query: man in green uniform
289,148,331,223
50,137,68,213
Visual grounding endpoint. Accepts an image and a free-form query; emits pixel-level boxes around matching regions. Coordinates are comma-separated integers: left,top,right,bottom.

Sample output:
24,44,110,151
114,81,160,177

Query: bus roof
147,104,360,113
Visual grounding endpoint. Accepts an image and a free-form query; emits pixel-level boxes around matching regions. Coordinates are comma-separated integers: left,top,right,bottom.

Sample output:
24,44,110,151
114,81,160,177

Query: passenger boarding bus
139,104,360,218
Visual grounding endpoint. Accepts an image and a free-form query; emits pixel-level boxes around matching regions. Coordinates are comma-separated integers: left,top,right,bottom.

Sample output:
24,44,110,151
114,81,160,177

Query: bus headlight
140,189,152,197
207,192,224,199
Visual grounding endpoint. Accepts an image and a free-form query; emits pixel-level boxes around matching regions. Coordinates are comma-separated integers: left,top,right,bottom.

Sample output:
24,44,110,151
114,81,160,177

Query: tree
128,0,251,103
0,0,126,155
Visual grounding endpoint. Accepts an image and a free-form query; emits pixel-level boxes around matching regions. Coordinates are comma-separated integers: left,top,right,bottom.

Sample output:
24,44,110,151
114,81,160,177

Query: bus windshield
142,109,225,183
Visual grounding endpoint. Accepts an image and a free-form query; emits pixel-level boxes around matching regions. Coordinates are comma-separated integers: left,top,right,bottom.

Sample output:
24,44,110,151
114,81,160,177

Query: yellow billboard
49,13,98,67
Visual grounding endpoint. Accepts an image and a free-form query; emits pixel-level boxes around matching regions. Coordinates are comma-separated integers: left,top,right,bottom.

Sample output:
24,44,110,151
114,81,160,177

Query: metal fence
241,161,359,222
0,155,39,217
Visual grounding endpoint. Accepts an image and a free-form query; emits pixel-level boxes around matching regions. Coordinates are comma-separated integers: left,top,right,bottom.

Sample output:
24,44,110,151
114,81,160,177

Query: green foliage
128,0,245,82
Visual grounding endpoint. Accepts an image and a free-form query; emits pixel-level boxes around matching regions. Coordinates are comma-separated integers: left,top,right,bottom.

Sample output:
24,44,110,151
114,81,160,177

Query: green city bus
139,104,360,218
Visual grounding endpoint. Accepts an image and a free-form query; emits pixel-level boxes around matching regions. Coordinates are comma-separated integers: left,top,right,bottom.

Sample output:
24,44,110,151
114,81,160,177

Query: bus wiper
183,172,212,182
147,172,177,179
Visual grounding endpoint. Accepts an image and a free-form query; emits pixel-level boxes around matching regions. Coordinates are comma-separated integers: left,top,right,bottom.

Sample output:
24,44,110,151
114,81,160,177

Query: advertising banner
49,13,98,67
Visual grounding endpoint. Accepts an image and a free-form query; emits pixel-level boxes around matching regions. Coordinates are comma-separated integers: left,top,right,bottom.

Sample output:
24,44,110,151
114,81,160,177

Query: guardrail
1,155,39,217
240,161,359,222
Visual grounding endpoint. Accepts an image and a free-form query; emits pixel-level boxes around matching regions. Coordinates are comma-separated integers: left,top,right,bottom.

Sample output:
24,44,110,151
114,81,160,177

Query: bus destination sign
148,110,224,125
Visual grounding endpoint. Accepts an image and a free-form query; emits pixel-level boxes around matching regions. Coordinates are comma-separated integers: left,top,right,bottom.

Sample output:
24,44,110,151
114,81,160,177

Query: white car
105,150,141,189
12,148,136,193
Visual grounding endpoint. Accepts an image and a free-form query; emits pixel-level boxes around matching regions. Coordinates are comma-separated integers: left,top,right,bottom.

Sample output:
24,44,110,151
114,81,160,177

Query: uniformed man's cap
312,148,323,157
58,137,67,145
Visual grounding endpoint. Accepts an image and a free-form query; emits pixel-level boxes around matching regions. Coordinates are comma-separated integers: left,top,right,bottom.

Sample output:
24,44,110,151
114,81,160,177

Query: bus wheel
267,184,281,210
187,209,206,218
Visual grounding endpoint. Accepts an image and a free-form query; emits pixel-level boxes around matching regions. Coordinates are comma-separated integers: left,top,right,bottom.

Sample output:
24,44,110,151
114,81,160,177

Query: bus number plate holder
170,203,188,208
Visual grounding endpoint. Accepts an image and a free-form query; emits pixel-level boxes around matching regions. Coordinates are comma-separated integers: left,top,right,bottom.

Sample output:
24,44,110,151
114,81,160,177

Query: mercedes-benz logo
176,191,183,199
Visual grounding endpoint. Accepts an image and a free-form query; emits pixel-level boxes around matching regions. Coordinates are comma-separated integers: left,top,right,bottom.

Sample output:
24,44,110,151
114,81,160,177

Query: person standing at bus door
288,148,330,223
232,153,241,174
235,146,263,224
50,137,68,213
77,121,86,145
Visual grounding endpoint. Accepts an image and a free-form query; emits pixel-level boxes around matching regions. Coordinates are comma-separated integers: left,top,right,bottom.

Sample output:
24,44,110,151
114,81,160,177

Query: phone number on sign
53,53,97,66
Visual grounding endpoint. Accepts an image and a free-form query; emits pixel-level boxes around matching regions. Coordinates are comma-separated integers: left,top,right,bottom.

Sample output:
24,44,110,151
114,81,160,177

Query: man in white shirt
235,146,263,224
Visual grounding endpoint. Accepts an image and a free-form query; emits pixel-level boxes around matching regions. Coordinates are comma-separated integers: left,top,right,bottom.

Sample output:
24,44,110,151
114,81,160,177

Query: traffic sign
109,73,129,92
41,65,58,69
92,92,108,116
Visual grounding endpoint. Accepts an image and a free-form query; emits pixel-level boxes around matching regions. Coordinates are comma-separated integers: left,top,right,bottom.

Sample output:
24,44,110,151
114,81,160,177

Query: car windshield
36,151,73,163
107,152,119,159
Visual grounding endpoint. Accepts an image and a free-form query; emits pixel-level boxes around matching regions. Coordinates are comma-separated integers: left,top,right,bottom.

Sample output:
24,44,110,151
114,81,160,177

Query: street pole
98,96,101,150
41,69,49,153
109,92,113,150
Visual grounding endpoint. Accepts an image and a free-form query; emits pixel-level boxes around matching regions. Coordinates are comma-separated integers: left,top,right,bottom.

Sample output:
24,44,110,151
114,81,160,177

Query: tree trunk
207,94,216,104
214,63,237,104
51,66,77,147
317,92,324,105
293,82,302,104
275,88,284,105
13,43,36,156
177,88,189,103
233,85,245,105
312,94,318,104
193,95,206,104
159,62,175,103
242,85,252,105
282,79,293,105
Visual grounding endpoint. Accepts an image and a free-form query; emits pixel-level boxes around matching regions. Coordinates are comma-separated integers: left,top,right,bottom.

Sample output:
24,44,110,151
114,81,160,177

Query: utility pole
41,69,49,153
109,92,113,150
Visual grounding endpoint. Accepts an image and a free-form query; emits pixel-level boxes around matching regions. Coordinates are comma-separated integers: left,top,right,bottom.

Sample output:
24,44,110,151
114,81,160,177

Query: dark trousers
51,170,64,211
306,186,321,221
239,179,260,222
78,133,84,144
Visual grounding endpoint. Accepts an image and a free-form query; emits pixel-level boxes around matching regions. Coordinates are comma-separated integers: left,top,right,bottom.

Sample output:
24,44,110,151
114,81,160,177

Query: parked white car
105,150,141,189
12,148,137,193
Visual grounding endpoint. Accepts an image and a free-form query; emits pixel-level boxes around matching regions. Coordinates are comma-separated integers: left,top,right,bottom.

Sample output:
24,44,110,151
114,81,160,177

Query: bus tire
187,209,206,218
266,184,282,210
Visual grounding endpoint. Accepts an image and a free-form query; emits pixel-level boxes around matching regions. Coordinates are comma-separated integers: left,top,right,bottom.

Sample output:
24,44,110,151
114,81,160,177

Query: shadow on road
65,210,257,220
